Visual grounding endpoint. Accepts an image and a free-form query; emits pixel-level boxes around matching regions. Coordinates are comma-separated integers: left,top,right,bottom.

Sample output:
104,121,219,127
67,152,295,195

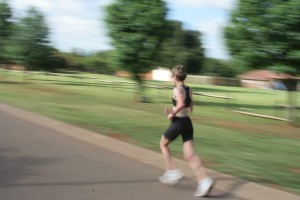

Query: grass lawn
0,69,299,194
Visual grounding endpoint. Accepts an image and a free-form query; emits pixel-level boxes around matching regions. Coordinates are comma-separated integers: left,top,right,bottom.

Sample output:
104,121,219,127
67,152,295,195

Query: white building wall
152,68,171,81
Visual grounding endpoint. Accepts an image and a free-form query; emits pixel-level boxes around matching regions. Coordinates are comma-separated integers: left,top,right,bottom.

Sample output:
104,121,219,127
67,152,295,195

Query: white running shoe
194,177,214,197
158,169,184,185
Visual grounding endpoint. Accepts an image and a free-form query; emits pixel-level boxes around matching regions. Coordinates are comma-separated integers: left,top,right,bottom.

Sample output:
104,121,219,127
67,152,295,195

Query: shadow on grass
192,87,273,95
0,81,29,84
193,101,275,110
41,79,137,90
156,98,276,110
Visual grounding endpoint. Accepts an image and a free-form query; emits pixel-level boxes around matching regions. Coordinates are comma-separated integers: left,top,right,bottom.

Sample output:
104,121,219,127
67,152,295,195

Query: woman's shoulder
179,85,192,91
174,85,187,95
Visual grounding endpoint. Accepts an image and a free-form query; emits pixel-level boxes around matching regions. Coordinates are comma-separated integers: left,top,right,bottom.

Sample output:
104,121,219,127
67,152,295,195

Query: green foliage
224,0,300,74
81,57,105,74
0,2,114,73
9,7,60,71
59,50,114,74
184,30,205,74
202,57,237,77
0,0,13,64
159,21,205,74
105,0,168,82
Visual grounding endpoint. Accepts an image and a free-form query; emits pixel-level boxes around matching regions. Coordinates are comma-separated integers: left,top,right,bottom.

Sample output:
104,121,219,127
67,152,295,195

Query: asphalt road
0,110,240,200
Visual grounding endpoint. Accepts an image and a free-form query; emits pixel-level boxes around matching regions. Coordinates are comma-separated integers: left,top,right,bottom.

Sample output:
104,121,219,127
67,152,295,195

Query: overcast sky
9,0,237,59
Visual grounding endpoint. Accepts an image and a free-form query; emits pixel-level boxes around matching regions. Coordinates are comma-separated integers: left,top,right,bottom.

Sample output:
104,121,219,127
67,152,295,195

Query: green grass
0,69,299,194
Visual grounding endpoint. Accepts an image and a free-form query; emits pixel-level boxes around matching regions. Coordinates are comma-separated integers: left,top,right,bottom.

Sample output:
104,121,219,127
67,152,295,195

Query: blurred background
0,0,299,195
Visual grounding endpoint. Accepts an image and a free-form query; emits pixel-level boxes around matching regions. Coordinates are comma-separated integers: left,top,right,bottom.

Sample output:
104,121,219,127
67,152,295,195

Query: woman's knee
160,136,169,149
183,140,195,160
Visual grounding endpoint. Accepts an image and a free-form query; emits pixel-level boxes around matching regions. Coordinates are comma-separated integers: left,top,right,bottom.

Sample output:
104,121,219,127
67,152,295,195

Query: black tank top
172,85,191,107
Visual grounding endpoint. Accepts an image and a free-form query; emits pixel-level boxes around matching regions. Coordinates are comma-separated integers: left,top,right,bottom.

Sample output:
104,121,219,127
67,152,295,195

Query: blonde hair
171,65,187,81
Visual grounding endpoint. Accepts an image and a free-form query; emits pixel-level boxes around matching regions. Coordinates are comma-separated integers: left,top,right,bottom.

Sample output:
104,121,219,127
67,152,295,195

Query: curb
0,103,298,200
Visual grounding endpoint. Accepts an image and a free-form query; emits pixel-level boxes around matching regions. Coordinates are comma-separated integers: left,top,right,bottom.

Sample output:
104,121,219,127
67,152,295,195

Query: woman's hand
167,113,174,120
165,108,174,120
164,107,172,115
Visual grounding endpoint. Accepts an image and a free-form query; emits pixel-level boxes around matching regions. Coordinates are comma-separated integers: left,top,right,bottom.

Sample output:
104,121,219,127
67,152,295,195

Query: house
116,67,171,81
151,67,171,81
238,70,294,90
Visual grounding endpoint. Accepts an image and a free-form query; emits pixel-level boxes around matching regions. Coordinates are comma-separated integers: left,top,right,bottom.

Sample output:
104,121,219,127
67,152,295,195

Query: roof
238,70,294,81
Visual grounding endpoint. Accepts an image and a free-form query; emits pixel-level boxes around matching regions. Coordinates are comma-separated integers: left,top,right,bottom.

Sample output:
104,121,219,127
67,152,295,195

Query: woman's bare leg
160,135,176,170
183,140,207,181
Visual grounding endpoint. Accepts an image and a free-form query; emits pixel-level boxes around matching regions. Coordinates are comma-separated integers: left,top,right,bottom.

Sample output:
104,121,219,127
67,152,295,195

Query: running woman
159,65,214,197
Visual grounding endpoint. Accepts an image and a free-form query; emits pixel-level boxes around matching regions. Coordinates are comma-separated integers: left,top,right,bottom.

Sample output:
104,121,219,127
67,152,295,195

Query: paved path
0,103,299,200
0,109,238,200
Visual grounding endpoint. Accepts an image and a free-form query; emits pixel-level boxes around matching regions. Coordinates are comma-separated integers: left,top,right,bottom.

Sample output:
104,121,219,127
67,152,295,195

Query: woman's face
171,74,176,85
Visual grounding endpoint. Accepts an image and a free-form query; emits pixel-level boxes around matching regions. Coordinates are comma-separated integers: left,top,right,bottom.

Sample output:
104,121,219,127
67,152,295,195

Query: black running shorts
163,116,193,143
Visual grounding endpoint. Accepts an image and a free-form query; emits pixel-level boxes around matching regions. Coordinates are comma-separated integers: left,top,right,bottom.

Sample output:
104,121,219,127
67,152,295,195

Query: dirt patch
109,133,137,144
78,123,99,130
27,85,71,95
0,80,28,84
290,168,300,174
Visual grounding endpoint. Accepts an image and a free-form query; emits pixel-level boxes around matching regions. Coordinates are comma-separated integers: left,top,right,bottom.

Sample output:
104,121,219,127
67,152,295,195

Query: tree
57,50,113,74
183,30,205,74
202,57,236,78
224,0,300,75
159,21,205,74
80,51,113,74
158,21,186,69
11,7,57,71
0,0,13,64
105,0,169,98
